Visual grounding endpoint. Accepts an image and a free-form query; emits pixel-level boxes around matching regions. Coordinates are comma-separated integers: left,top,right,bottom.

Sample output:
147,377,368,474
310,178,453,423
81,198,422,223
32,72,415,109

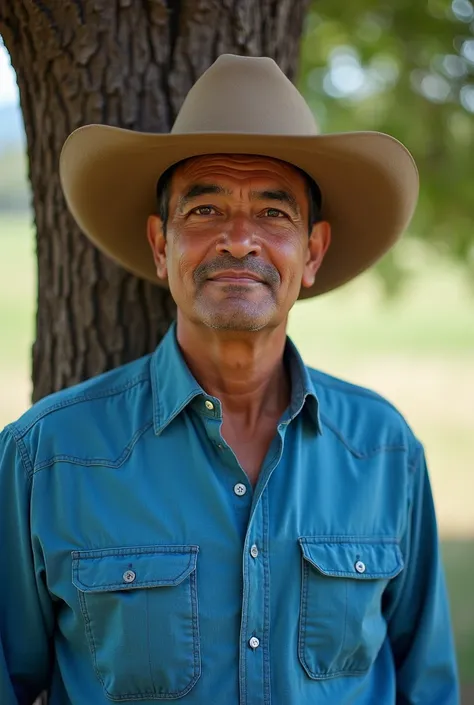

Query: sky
0,41,19,108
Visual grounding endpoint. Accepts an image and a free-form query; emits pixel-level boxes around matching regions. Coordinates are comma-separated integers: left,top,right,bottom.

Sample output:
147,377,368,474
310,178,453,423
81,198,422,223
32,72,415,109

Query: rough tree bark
0,0,310,406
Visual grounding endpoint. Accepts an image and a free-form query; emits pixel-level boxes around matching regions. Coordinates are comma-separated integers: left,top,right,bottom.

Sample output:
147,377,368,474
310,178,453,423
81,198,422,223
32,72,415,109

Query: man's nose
215,215,262,259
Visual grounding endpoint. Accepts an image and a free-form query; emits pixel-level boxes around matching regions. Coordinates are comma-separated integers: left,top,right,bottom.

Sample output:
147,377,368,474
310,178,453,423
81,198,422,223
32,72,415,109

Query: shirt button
249,636,260,649
123,570,136,583
250,544,259,558
234,483,247,496
355,561,366,574
204,400,214,410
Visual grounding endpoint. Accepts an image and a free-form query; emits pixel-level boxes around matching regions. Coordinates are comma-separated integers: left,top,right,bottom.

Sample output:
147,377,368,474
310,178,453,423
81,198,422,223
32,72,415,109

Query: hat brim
59,125,419,299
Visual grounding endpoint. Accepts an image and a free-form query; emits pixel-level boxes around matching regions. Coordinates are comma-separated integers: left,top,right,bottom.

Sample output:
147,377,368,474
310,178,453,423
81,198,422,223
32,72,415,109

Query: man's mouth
208,270,265,284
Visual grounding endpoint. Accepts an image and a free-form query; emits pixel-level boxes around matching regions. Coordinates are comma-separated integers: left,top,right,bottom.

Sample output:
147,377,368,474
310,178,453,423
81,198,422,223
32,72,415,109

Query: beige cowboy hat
59,53,419,299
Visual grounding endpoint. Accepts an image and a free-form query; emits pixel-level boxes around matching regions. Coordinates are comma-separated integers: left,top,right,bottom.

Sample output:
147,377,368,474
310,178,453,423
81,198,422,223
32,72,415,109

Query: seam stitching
320,413,408,458
32,421,153,473
16,372,149,438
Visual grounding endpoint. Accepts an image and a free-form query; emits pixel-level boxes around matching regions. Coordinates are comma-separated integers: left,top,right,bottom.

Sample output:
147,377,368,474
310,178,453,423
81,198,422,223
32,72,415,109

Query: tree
0,0,310,402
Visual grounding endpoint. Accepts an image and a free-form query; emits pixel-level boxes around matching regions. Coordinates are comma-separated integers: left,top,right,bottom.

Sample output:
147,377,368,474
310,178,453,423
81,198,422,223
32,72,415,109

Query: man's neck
176,318,291,429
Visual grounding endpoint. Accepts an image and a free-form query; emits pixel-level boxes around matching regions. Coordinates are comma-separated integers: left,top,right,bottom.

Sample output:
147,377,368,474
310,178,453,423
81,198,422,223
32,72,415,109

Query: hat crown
171,54,319,137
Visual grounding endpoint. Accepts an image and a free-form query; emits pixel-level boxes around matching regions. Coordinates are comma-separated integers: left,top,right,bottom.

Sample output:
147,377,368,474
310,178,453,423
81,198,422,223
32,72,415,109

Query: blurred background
0,0,473,695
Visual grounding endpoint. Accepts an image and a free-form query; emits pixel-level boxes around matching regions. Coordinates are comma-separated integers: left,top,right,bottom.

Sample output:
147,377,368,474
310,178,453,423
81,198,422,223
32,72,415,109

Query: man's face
147,154,330,332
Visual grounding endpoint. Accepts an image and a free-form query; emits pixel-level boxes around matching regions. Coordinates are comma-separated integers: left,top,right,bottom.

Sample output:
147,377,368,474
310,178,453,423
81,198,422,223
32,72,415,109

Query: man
0,55,458,704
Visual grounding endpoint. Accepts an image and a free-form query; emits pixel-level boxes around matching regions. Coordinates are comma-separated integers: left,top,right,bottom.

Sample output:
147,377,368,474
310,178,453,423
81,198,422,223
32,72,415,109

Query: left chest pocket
72,545,200,701
298,537,404,680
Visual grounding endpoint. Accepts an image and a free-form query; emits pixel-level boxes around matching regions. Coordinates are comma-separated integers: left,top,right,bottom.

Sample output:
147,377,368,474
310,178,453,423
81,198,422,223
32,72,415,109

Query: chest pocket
72,545,200,700
298,537,404,680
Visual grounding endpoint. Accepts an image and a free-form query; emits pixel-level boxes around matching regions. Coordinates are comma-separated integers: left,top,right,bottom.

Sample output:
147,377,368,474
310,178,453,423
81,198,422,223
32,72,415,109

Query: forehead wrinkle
177,154,302,183
172,155,308,218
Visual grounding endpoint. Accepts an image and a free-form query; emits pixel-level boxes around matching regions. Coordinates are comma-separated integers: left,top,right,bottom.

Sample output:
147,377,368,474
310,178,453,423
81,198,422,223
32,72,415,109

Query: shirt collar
151,322,321,435
151,322,204,435
283,336,322,433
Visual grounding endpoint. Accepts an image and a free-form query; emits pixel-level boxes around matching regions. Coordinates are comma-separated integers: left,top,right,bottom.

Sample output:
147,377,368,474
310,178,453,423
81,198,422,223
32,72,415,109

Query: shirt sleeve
0,426,54,705
385,440,460,704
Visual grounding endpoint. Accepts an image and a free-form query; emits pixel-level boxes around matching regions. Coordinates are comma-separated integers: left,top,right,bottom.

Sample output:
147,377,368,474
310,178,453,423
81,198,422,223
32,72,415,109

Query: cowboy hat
59,53,419,299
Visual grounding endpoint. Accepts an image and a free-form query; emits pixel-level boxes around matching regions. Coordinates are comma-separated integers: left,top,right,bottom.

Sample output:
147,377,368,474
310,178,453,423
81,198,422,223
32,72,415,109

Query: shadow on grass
441,539,474,701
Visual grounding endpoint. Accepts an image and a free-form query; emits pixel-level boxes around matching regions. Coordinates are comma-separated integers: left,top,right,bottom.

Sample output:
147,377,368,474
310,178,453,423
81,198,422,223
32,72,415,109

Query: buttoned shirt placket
239,422,289,705
199,394,290,705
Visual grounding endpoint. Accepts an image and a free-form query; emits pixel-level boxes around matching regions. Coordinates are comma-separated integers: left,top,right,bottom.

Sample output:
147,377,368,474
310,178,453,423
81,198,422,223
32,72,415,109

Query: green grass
442,540,474,680
288,250,474,357
0,214,36,369
1,212,473,683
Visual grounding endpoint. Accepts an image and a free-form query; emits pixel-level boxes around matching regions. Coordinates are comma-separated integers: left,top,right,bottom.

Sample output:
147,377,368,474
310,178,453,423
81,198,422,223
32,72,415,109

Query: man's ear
147,215,168,281
301,221,331,289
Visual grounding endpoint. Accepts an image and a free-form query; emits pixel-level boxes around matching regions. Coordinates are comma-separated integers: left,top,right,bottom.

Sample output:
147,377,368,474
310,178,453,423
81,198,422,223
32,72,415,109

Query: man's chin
194,298,276,332
198,307,273,332
205,315,267,332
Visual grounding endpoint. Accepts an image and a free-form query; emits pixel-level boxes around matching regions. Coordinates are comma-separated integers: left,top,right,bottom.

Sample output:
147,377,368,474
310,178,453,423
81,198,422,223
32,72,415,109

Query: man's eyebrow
250,189,300,216
177,183,231,212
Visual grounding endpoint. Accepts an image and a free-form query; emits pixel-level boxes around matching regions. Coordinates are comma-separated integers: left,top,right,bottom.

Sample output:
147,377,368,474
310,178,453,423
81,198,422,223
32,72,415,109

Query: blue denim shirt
0,323,458,704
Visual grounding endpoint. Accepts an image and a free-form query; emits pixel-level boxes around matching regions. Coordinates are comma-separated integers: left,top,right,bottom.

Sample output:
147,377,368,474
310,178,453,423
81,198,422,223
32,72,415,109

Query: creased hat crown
171,54,319,136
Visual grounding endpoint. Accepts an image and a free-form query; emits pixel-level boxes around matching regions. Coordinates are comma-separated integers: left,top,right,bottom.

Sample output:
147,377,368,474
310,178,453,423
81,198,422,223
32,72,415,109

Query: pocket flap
298,538,403,579
72,545,199,592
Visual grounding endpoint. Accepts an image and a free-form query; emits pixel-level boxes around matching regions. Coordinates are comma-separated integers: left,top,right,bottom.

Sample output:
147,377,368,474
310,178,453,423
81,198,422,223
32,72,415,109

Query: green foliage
298,0,474,293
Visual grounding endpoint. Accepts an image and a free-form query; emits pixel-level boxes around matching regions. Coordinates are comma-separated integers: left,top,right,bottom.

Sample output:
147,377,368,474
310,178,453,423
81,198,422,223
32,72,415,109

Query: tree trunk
0,0,309,405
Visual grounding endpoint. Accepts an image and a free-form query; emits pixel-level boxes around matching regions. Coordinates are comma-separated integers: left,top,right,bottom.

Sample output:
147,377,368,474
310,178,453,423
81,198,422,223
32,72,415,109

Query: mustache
193,255,280,287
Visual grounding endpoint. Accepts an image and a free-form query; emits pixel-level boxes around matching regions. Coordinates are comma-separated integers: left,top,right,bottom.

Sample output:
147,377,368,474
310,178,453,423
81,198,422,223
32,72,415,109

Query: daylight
0,41,18,107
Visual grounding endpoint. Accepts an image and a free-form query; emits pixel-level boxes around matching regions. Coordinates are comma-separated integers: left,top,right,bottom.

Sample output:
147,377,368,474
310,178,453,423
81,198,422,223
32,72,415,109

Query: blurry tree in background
299,0,474,293
0,0,309,401
0,0,473,398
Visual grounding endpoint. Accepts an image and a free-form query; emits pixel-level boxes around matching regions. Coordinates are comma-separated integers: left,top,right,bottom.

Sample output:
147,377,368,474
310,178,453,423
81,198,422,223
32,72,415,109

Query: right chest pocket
72,545,201,701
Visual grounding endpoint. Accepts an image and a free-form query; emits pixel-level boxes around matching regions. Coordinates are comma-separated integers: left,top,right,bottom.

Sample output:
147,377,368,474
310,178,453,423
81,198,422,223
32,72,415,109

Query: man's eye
190,205,217,216
263,208,286,218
